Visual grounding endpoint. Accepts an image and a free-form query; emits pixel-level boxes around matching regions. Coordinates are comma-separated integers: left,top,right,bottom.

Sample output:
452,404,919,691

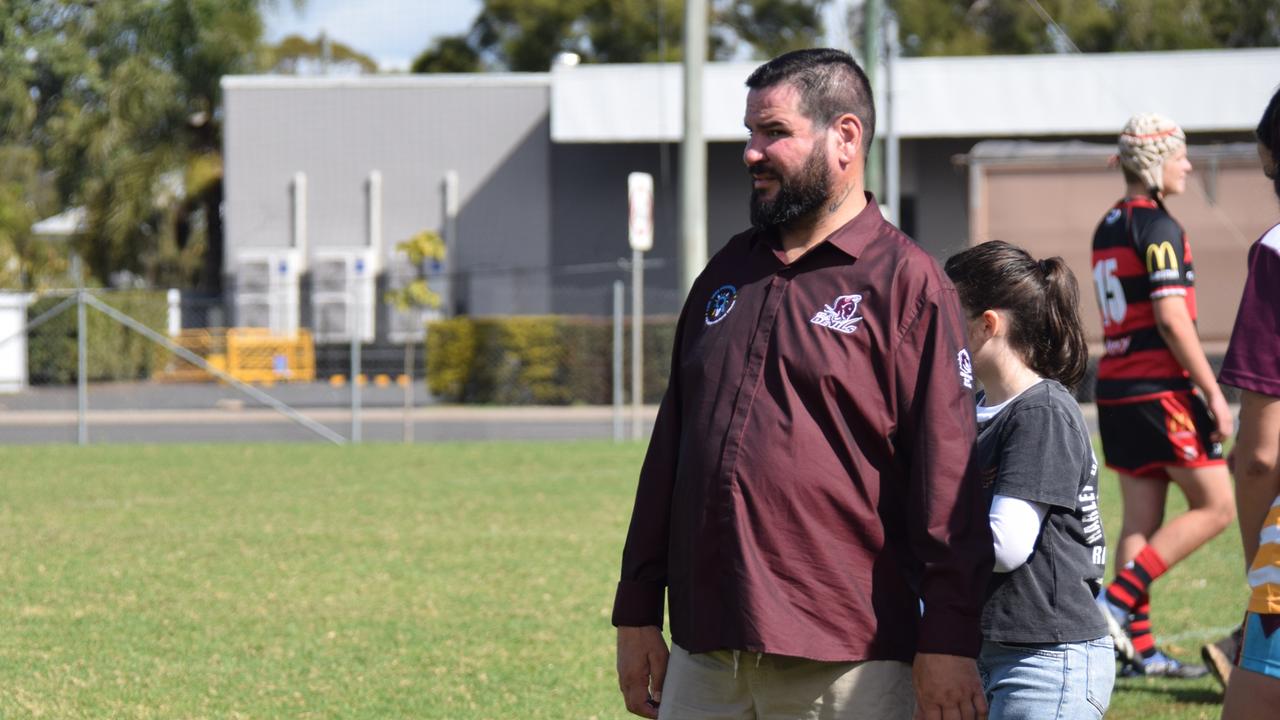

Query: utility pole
862,0,883,199
884,9,901,226
680,0,708,297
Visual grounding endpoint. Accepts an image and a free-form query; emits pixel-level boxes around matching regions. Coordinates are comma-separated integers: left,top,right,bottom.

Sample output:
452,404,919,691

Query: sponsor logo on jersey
1104,336,1131,356
1166,407,1195,435
1105,208,1122,224
810,293,864,335
1166,406,1203,461
705,285,737,325
957,349,974,389
1145,241,1179,273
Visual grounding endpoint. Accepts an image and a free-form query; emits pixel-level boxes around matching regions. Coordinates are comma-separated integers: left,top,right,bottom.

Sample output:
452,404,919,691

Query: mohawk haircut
745,48,876,156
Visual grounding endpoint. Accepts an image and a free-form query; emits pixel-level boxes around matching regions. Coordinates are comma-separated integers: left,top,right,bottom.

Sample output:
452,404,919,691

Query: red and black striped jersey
1090,197,1197,400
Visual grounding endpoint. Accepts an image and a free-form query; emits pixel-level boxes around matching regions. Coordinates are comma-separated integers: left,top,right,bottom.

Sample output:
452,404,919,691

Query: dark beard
748,144,831,230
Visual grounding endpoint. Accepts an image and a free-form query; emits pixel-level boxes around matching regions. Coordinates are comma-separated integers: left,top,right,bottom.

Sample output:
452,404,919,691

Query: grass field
0,441,1248,718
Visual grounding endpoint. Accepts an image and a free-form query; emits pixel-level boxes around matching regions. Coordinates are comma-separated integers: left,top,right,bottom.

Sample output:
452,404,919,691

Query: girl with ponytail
945,240,1114,719
1219,84,1280,719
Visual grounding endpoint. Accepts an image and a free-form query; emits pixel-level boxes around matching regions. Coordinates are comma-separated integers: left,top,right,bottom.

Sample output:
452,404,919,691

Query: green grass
1096,437,1245,720
0,441,1248,718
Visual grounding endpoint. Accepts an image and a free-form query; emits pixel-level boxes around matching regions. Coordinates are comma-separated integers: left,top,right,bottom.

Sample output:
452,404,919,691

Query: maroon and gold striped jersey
1090,197,1197,400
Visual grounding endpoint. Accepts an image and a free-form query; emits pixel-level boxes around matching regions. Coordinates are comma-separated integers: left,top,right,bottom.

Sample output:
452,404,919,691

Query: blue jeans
977,637,1115,720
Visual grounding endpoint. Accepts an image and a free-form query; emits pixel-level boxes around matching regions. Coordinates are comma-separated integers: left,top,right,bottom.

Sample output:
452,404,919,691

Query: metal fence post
74,258,88,446
403,341,415,444
612,280,624,442
631,250,644,441
350,286,362,444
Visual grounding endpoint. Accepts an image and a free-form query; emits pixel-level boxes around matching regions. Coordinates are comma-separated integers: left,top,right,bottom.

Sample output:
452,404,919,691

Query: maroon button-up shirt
613,196,992,662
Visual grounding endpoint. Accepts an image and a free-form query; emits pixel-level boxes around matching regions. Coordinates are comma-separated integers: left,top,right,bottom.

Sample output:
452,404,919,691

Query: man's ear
833,113,863,165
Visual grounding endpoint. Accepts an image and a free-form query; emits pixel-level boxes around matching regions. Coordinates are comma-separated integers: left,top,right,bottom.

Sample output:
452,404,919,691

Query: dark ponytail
944,240,1089,390
1258,84,1280,202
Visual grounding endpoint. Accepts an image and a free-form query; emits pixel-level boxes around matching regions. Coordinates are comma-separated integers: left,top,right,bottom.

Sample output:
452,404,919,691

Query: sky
263,0,483,71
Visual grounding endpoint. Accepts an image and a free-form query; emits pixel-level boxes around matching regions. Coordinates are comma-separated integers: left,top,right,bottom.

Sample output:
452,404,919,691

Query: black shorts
1097,390,1225,480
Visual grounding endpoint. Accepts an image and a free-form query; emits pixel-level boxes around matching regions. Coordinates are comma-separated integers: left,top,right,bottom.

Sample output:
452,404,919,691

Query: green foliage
411,36,482,73
0,145,64,289
265,32,379,74
26,291,169,384
2,0,307,292
413,0,822,73
892,0,1280,56
385,230,446,312
424,317,478,400
715,0,828,60
426,315,676,404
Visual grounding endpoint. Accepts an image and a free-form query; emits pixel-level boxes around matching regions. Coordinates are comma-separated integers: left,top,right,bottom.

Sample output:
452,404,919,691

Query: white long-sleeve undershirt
990,494,1048,573
978,382,1049,573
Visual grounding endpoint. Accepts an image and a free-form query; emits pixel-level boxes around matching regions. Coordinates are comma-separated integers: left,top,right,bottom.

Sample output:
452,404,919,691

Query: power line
1021,0,1253,246
1023,0,1082,54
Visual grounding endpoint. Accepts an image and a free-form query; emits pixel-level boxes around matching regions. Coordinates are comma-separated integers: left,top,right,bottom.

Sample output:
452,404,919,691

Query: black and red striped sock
1105,545,1169,613
1129,596,1157,659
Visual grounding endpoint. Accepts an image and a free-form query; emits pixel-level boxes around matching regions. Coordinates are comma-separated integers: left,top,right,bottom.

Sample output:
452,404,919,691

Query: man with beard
612,48,991,720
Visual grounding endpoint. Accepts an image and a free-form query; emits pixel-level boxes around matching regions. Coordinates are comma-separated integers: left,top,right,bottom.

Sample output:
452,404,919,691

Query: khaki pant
658,644,915,720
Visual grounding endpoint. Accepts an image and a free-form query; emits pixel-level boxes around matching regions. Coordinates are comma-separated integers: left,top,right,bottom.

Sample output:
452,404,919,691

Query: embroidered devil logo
810,293,864,335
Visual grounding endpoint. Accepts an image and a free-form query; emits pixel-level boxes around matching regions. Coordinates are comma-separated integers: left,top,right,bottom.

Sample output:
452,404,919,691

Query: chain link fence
0,266,670,444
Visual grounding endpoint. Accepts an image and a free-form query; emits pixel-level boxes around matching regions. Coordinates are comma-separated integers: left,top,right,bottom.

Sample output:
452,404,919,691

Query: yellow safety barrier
153,328,315,384
225,328,316,384
153,329,226,383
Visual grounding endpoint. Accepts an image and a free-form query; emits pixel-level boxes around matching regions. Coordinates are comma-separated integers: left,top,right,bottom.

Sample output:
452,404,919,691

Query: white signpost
628,172,653,440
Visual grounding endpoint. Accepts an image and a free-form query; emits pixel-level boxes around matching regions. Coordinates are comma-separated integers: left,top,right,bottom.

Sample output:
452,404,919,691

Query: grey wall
223,79,982,321
223,80,553,316
898,138,975,260
547,140,755,316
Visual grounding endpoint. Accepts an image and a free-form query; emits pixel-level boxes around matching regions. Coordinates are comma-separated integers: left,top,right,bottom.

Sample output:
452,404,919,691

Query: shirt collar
825,192,885,259
752,192,886,262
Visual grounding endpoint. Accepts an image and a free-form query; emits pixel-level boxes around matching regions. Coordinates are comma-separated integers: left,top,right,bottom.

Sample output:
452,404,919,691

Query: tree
891,0,1280,56
384,230,447,316
411,0,826,73
411,36,481,73
0,146,61,288
384,229,446,442
266,32,379,75
1,0,306,292
715,0,828,60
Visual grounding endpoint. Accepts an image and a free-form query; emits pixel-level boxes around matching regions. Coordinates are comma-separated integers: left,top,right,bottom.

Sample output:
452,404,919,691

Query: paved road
0,406,661,444
0,382,1105,445
0,384,659,444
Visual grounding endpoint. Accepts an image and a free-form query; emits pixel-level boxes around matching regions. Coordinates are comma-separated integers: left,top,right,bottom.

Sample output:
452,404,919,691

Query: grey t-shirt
975,380,1108,644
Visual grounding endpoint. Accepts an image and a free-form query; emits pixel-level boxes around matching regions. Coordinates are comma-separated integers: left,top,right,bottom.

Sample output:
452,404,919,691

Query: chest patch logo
810,293,864,335
1105,208,1122,225
705,285,737,325
957,349,974,389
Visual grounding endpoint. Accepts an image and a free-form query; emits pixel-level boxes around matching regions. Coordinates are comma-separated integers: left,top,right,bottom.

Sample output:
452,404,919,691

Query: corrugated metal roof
550,48,1280,142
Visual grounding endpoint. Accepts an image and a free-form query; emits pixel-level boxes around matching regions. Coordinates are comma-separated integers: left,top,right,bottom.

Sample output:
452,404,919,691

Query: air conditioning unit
234,250,301,335
310,249,376,343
